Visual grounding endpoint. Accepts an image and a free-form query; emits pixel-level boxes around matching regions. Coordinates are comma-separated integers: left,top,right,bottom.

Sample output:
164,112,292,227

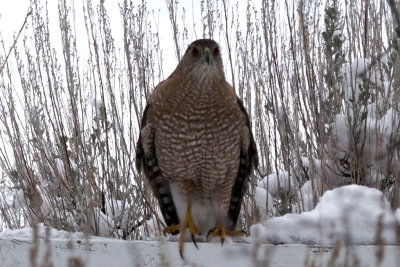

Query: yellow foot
163,224,180,235
163,202,200,259
207,224,246,245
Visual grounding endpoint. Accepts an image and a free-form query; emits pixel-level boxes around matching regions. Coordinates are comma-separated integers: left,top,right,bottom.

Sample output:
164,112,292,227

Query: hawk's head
176,39,225,81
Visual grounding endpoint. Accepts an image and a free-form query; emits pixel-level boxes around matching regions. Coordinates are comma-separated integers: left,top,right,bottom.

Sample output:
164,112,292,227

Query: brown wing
136,104,180,233
226,98,258,230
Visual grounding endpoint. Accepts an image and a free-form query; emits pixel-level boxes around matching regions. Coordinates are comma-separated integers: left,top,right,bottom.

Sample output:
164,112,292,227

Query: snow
254,186,274,220
257,171,293,197
342,58,370,102
332,29,343,38
330,114,349,158
251,185,400,246
0,237,398,267
0,223,88,240
1,185,399,266
293,180,315,212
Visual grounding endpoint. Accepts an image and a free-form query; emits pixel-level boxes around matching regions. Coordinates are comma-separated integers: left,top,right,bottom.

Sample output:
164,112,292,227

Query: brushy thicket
0,0,399,239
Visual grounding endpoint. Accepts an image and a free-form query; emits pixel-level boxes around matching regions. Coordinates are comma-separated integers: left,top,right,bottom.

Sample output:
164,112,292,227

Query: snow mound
257,171,292,197
0,223,88,240
250,185,400,245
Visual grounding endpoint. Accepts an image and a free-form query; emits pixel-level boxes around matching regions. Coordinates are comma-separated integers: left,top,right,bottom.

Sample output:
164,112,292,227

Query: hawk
136,39,258,256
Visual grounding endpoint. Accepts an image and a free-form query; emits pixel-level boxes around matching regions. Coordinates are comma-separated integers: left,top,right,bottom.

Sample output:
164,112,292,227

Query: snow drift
251,185,400,245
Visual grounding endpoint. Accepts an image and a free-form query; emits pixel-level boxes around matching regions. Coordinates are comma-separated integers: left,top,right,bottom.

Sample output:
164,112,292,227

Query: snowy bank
0,238,399,267
0,223,89,240
251,185,400,245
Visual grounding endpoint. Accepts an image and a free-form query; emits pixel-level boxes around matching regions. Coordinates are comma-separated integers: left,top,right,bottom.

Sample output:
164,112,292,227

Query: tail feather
136,104,180,233
226,98,258,230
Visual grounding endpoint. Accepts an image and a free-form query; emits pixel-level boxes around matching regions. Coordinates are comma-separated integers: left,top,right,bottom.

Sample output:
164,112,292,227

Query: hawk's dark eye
213,47,220,57
191,47,200,57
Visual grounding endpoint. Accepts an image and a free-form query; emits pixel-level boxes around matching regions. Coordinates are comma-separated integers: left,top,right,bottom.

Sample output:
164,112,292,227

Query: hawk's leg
163,201,200,258
207,223,246,245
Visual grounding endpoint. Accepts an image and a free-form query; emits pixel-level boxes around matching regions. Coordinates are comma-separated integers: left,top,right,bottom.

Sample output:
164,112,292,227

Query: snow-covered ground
1,185,399,266
1,237,399,267
252,185,400,245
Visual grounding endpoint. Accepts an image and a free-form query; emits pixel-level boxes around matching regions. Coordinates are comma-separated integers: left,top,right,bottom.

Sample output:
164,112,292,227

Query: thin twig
0,9,32,74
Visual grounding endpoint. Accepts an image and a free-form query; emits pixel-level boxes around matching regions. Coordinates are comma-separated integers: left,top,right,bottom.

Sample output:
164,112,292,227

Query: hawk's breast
152,81,242,198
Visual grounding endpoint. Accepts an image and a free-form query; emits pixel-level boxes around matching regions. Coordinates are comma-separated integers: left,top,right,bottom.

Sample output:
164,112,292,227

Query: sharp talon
191,234,199,249
163,225,181,236
241,230,247,237
207,228,215,239
208,224,245,246
175,202,199,259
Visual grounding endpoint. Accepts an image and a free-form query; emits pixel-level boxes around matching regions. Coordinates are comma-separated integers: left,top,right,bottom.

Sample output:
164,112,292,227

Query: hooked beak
203,47,210,64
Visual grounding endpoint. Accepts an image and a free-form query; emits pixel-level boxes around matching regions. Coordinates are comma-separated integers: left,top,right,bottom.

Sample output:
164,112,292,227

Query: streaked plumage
136,39,258,254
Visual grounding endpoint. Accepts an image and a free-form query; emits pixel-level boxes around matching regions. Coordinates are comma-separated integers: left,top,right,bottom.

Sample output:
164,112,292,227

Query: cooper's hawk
136,39,258,257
